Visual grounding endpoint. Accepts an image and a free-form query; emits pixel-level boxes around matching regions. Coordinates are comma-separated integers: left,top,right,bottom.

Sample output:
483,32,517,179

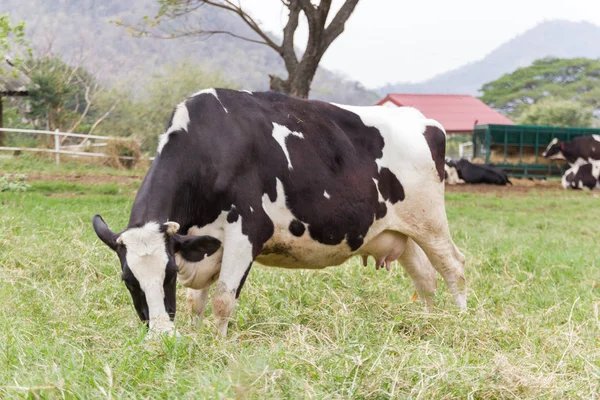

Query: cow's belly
256,229,353,269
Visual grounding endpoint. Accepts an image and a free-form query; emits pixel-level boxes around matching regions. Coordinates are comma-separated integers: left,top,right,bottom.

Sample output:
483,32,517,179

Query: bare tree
125,0,360,98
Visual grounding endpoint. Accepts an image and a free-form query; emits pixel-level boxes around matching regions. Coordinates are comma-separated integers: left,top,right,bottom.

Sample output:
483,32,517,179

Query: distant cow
446,159,511,185
542,135,600,166
92,89,466,338
444,163,464,185
562,162,600,190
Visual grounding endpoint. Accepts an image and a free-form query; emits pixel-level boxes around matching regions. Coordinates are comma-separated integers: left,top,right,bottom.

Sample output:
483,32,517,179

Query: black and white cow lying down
445,159,511,185
543,135,600,166
562,162,600,190
92,89,466,337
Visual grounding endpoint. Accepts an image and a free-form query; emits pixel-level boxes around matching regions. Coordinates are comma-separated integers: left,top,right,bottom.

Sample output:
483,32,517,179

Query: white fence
0,128,142,164
459,141,473,160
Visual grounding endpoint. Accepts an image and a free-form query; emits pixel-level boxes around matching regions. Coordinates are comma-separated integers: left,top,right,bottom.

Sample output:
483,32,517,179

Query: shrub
105,138,142,169
0,174,30,192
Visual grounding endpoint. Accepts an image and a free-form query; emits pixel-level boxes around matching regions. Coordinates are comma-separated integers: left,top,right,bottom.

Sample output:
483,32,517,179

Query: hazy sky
242,0,600,88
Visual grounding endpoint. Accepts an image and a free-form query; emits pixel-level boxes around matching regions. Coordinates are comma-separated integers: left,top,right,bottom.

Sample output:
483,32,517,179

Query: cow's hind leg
411,226,466,309
398,238,437,309
187,285,212,326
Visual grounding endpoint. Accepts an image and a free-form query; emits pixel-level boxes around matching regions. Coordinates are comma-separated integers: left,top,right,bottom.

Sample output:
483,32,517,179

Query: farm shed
472,124,600,178
377,94,514,135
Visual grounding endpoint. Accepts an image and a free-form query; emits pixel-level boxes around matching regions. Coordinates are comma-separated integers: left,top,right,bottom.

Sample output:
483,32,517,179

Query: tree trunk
0,97,4,146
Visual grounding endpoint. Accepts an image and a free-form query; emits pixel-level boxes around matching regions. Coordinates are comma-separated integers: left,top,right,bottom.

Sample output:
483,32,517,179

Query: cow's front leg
212,211,269,337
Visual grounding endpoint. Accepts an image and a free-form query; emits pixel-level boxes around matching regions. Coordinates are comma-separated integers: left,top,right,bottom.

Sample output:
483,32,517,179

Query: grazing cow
446,159,511,185
542,135,600,166
92,89,466,337
561,162,600,190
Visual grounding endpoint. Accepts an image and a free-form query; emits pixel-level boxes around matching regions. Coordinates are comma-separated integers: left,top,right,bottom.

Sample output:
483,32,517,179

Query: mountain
378,20,600,96
0,0,379,105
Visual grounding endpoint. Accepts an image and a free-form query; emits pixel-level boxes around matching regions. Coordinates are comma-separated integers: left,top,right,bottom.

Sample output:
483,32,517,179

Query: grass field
1,158,600,398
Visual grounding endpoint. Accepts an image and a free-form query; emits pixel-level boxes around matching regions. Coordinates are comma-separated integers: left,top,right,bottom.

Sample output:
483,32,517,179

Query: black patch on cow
227,208,239,223
375,202,387,220
423,125,446,182
378,167,405,203
564,163,599,190
289,219,305,237
346,234,365,252
235,263,252,299
173,235,221,262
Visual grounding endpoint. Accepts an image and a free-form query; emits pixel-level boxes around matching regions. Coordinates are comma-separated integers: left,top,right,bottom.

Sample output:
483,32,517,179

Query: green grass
1,177,600,398
0,153,147,177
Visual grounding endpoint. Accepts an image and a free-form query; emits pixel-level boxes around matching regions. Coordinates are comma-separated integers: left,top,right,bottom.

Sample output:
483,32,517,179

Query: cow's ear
92,215,119,251
162,221,180,235
172,234,221,262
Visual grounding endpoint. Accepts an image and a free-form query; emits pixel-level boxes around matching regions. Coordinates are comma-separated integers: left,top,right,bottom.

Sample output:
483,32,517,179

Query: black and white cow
446,159,511,185
444,161,464,185
542,135,600,166
92,89,466,337
561,162,600,190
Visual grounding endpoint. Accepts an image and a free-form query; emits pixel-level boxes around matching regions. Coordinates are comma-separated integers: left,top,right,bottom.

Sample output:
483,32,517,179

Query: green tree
518,97,593,127
121,0,359,99
0,13,30,76
480,57,600,118
94,60,236,152
25,57,101,132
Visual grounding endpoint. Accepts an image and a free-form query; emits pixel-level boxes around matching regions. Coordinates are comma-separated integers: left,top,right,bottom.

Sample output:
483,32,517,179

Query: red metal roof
377,94,514,133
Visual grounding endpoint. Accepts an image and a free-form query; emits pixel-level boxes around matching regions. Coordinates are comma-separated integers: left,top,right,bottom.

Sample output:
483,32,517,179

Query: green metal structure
472,124,600,178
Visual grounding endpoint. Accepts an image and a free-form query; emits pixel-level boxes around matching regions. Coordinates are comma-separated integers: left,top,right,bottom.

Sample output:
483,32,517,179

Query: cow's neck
562,143,579,163
127,160,200,230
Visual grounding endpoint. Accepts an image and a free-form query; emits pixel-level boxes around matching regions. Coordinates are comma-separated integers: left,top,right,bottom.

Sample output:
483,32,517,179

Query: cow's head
542,138,565,160
445,158,457,168
92,215,221,336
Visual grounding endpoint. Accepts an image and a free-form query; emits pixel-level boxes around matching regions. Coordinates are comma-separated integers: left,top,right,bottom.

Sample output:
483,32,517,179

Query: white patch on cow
261,178,293,224
191,88,228,113
240,90,253,95
271,123,304,170
372,178,384,202
333,104,443,188
176,212,227,289
157,102,190,154
444,165,463,185
592,161,600,180
542,138,559,157
219,215,254,291
250,206,254,213
323,190,331,199
592,134,600,142
118,222,174,332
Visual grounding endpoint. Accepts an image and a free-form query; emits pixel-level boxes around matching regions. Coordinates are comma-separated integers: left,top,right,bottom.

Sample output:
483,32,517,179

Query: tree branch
321,0,359,53
66,76,95,135
281,1,300,71
202,0,282,51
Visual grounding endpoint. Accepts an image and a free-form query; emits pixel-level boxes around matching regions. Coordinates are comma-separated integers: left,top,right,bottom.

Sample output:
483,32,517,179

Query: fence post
54,129,60,165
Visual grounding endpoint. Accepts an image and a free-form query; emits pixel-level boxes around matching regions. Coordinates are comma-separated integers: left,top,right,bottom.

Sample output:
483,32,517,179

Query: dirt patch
445,178,563,195
15,173,142,185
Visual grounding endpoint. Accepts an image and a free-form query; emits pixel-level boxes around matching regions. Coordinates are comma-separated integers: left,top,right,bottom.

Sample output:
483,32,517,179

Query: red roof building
377,94,513,134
